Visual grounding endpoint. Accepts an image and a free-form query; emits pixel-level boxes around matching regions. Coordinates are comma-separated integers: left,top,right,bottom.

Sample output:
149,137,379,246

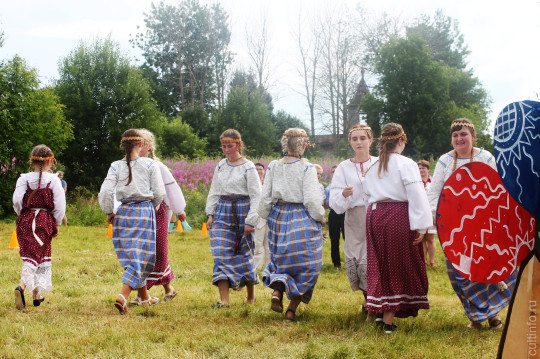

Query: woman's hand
244,225,255,236
320,218,327,227
342,185,354,198
107,213,115,225
207,216,213,230
177,212,187,222
413,233,425,246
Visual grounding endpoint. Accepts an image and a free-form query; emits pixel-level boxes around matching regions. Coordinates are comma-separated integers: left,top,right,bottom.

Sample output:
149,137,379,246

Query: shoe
429,262,435,267
114,294,129,315
139,296,159,308
128,296,141,307
285,308,296,321
15,286,26,310
488,316,502,329
271,290,283,313
467,321,482,329
375,313,384,323
383,323,397,334
33,296,45,307
164,290,178,302
212,302,229,309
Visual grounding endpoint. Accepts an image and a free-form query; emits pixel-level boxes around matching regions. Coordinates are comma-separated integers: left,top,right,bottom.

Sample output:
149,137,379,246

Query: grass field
0,222,506,358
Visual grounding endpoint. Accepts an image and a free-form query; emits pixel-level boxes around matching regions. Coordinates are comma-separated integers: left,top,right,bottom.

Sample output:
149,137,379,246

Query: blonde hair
450,118,475,172
377,123,406,177
313,164,323,173
281,128,310,157
220,129,244,155
138,128,158,160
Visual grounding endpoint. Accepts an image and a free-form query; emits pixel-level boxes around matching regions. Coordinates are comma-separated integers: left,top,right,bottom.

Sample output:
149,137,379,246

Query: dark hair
255,162,265,169
119,129,142,186
377,123,406,177
450,118,475,171
27,145,55,206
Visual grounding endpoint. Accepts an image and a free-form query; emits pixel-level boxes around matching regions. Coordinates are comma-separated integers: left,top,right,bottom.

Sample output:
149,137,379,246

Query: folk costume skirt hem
262,203,323,304
366,202,429,318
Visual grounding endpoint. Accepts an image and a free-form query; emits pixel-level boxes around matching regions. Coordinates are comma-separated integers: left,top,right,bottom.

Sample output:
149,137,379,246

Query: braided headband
30,155,55,161
349,126,372,135
451,121,475,130
121,136,142,142
283,132,308,137
381,131,406,141
221,139,241,144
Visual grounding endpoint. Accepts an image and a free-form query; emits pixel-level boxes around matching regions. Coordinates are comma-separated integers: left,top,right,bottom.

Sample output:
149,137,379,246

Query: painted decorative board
436,162,535,283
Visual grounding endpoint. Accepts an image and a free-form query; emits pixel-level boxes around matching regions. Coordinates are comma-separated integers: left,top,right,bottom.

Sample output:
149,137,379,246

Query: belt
274,200,302,206
29,208,48,246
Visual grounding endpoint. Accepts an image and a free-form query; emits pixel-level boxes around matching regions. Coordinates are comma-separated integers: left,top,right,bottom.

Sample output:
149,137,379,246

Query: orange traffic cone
9,231,19,249
176,221,183,232
107,224,113,238
201,222,209,235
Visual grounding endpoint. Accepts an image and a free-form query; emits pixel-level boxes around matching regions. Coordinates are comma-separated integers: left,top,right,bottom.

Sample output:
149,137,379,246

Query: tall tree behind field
0,56,72,217
54,37,166,190
131,0,233,116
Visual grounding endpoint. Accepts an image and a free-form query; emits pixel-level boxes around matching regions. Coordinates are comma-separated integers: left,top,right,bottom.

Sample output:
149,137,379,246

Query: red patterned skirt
365,202,429,318
145,202,174,289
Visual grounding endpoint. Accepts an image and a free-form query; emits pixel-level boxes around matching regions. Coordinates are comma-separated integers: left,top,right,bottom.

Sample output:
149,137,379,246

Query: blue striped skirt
262,202,323,304
113,198,156,289
210,197,259,290
446,259,517,323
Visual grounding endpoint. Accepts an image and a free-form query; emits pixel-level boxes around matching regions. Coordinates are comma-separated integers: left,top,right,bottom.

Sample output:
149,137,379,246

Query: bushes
66,186,107,227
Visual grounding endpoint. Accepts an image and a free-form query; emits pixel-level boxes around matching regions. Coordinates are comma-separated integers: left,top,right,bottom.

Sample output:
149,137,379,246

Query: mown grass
0,222,505,358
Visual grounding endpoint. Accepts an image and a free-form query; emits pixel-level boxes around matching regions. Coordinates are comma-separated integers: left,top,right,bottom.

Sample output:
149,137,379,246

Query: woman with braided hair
363,123,432,334
427,118,516,329
13,145,66,309
258,128,325,321
99,129,166,314
205,129,261,307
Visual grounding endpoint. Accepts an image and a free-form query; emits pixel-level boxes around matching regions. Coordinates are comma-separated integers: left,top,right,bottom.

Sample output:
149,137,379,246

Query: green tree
362,35,490,159
0,56,72,217
131,0,233,115
54,37,166,190
212,86,275,157
159,116,207,159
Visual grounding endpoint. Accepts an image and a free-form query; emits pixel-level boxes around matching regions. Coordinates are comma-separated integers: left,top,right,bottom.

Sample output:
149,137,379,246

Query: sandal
128,296,141,307
270,290,283,313
488,316,502,329
212,301,229,309
284,308,296,321
33,296,45,307
114,294,129,315
15,286,26,310
164,290,177,302
139,296,159,308
467,321,482,329
429,262,435,267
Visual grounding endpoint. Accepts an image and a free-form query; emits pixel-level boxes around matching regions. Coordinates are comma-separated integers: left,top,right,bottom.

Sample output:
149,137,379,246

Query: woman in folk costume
363,123,432,334
258,128,325,321
13,145,66,309
126,129,187,304
427,118,516,329
329,124,378,312
417,160,437,267
99,129,166,314
205,129,261,307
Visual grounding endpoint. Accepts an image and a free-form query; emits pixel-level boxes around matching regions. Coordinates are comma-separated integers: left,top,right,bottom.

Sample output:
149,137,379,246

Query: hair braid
26,145,54,206
120,129,142,186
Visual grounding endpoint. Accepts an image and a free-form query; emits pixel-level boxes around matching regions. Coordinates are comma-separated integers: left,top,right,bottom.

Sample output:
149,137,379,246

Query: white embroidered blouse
329,157,378,214
13,172,66,225
427,149,496,213
257,159,325,222
157,161,186,215
205,159,262,227
99,157,166,214
363,154,433,232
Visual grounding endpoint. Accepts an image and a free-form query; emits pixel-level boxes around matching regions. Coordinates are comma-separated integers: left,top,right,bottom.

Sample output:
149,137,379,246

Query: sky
1,0,539,133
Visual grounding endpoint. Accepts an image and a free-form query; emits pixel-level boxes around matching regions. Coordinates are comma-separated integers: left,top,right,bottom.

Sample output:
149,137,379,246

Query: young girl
258,128,325,320
363,123,432,333
128,128,187,303
427,118,516,329
329,124,378,309
99,129,166,314
205,129,261,307
13,145,66,309
417,160,437,267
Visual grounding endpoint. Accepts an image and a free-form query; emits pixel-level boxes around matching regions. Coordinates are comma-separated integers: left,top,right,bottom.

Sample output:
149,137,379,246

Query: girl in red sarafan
12,145,66,310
